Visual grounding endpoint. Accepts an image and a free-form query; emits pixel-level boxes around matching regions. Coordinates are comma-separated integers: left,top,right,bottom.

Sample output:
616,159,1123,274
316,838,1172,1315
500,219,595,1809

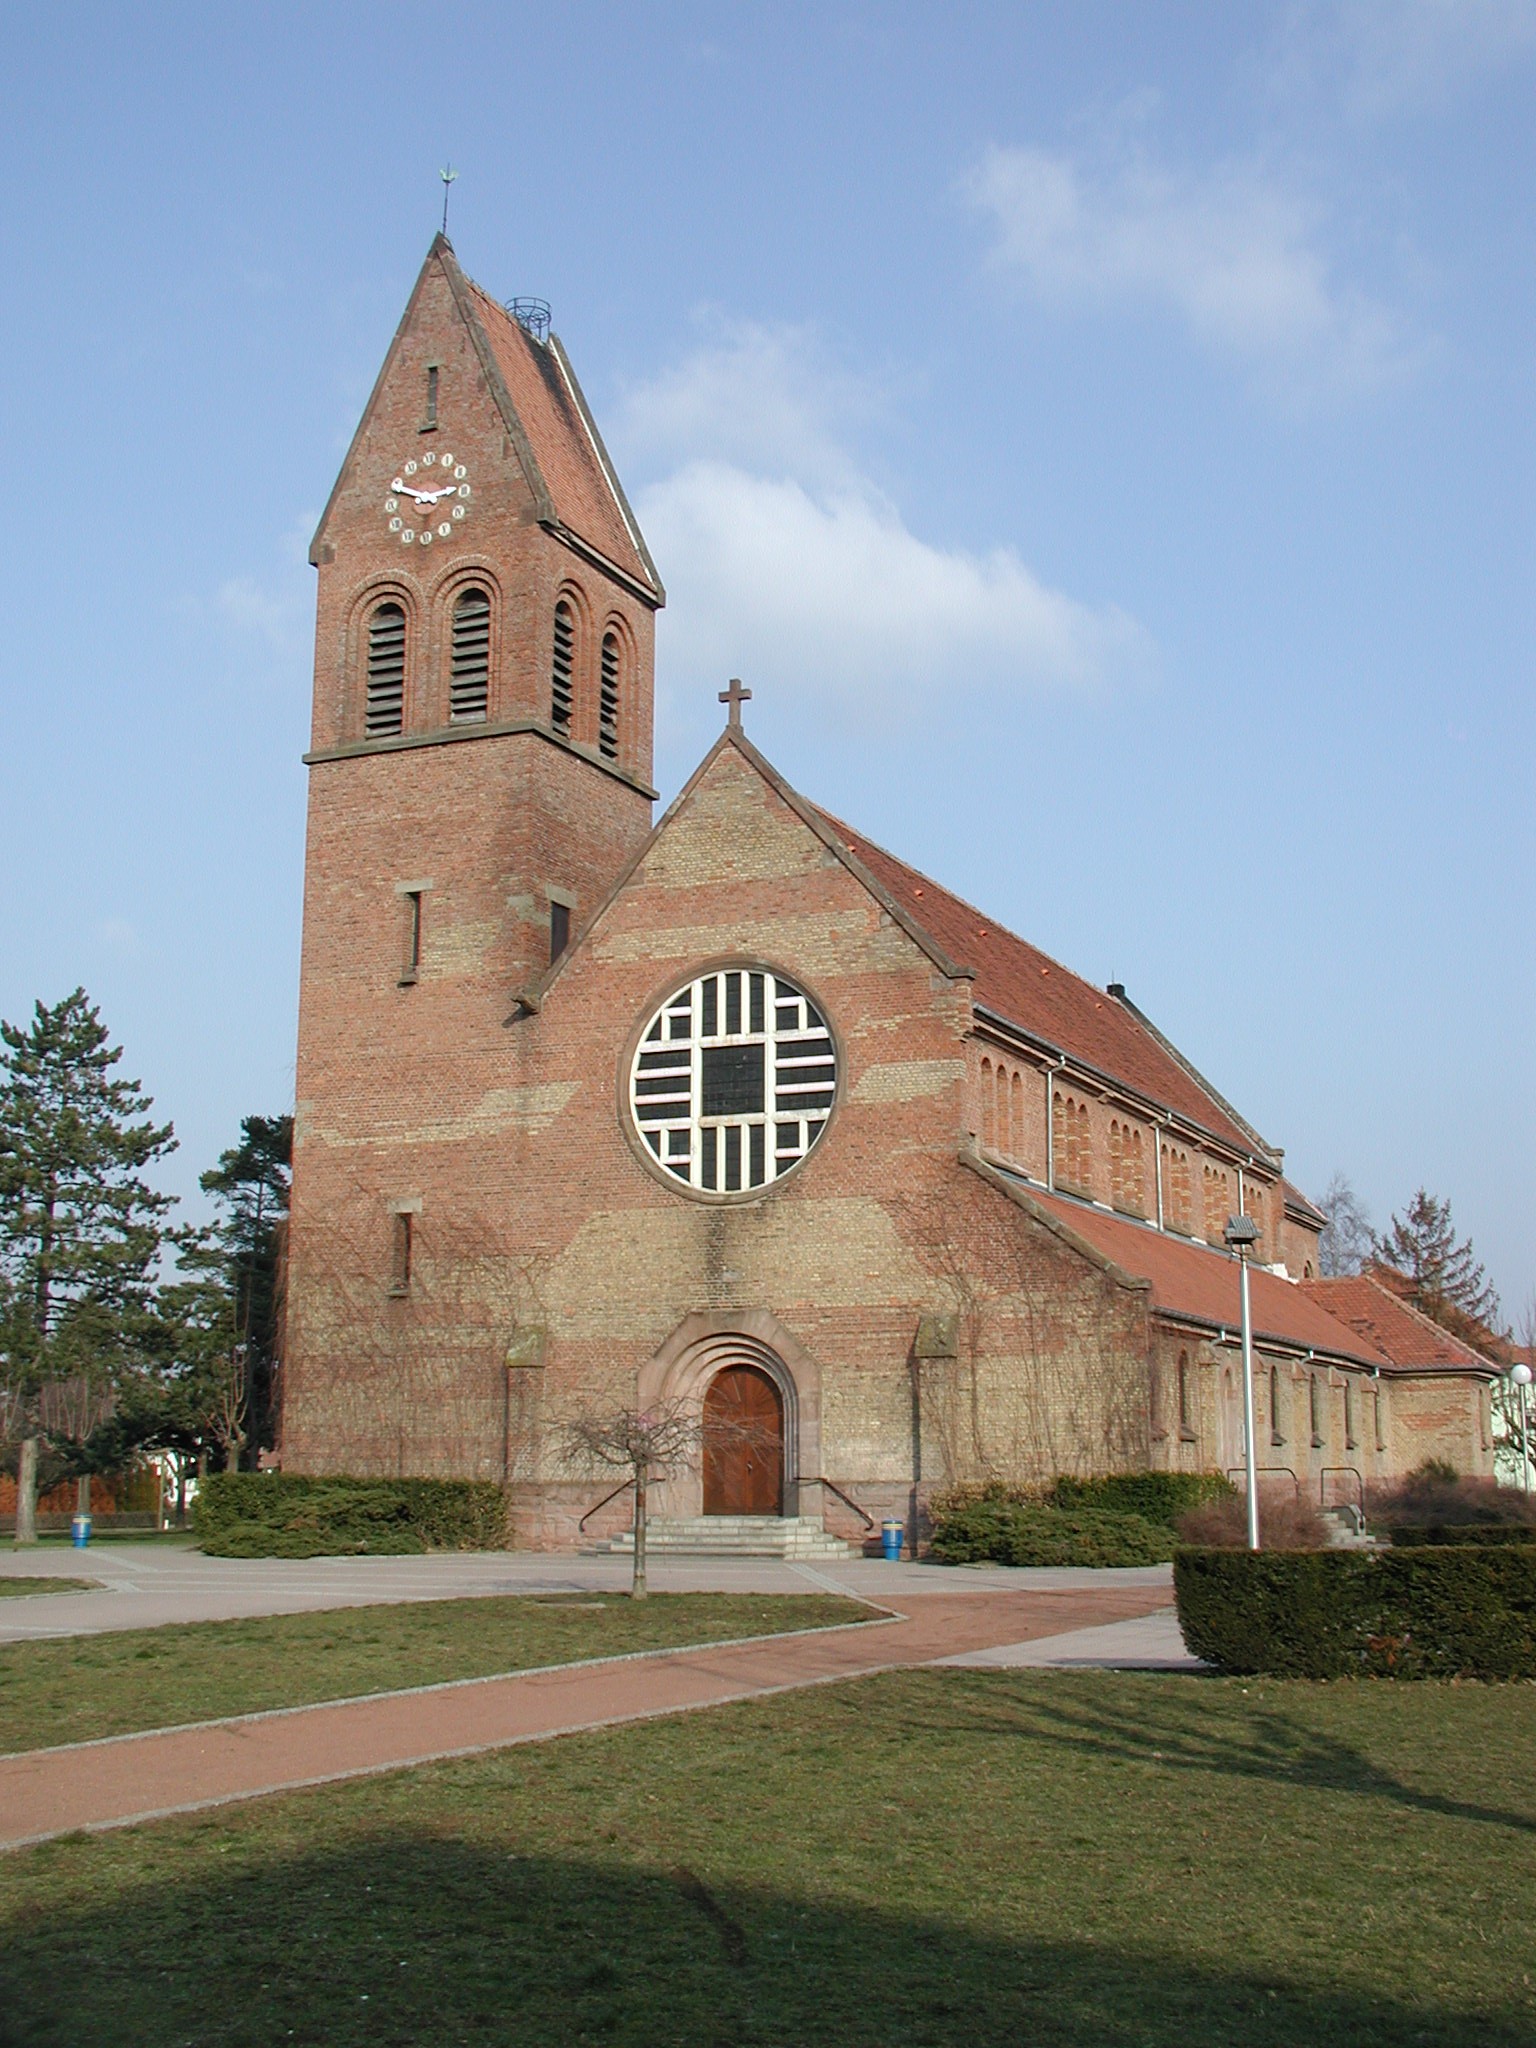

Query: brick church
280,236,1498,1548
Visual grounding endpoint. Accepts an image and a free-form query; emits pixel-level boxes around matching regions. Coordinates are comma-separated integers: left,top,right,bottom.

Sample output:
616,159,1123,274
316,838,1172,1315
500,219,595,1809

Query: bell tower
284,239,664,1473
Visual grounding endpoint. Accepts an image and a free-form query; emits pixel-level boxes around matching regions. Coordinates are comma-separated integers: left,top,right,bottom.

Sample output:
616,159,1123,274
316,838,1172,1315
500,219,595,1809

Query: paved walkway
942,1604,1202,1672
0,1544,1171,1642
0,1581,1174,1851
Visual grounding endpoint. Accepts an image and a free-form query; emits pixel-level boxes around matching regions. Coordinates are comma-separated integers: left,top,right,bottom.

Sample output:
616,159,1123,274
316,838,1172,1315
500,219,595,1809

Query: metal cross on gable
719,677,752,727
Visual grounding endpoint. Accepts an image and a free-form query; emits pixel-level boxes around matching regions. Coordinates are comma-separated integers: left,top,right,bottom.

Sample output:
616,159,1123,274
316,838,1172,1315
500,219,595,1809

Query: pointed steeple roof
311,236,663,605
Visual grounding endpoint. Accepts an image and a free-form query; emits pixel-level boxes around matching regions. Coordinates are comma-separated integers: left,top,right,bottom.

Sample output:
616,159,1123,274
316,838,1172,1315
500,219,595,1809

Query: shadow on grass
926,1673,1536,1837
1,1839,1526,2048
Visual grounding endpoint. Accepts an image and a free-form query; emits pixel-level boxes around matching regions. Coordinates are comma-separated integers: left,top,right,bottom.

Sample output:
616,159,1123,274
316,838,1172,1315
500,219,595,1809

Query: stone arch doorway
703,1364,784,1515
640,1311,821,1520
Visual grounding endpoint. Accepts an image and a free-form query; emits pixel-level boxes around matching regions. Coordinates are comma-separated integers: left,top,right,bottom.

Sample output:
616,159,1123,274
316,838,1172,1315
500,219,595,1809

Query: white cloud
618,324,1147,721
965,142,1418,397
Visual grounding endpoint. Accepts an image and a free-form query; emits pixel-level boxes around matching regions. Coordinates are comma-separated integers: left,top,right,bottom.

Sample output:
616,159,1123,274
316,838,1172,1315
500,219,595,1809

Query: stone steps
593,1514,858,1560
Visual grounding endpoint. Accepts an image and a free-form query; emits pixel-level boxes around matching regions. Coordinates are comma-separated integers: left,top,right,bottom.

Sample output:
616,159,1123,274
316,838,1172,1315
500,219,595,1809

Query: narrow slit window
366,602,406,736
1344,1377,1358,1450
390,1212,413,1295
450,585,491,723
551,600,575,733
400,891,422,983
1177,1352,1195,1440
424,365,439,429
599,631,620,759
550,900,571,963
1310,1372,1324,1448
1270,1365,1286,1447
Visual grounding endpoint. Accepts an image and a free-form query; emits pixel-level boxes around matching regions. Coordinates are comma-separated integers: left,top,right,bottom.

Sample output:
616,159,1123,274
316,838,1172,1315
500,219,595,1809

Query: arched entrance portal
703,1365,784,1515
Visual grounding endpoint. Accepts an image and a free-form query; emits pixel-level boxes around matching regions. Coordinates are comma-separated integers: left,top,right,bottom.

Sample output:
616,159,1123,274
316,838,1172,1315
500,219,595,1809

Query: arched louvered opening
449,585,490,723
365,602,406,737
551,599,575,734
599,631,620,759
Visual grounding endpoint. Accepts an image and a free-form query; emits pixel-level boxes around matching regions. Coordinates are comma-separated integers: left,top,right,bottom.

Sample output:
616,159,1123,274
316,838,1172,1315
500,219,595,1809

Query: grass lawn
0,1579,95,1600
1,1668,1531,2048
0,1593,869,1754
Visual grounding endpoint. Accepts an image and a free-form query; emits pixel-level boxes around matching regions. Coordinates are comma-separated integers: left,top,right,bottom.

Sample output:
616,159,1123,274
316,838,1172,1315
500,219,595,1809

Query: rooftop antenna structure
439,164,458,236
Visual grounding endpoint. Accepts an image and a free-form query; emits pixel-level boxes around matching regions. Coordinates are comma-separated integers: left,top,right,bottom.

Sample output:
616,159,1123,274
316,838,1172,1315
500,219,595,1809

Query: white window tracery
629,968,836,1195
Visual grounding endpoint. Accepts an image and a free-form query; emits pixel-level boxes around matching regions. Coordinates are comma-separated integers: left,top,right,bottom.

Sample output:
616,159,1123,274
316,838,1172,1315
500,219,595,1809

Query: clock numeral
438,522,451,538
404,459,418,475
453,464,466,479
440,452,455,468
457,484,470,498
401,528,414,544
451,505,466,521
422,451,437,466
389,517,403,533
419,529,433,545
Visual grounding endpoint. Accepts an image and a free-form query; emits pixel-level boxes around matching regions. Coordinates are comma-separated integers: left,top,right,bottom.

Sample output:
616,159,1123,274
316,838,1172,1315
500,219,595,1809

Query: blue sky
2,2,1532,1311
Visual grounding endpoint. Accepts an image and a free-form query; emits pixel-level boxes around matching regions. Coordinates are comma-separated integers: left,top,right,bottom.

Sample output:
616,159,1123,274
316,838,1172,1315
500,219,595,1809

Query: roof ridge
1302,1271,1498,1370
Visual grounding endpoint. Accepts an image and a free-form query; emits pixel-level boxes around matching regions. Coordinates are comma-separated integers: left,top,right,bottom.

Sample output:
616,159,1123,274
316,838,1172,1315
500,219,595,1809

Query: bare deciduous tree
557,1402,703,1597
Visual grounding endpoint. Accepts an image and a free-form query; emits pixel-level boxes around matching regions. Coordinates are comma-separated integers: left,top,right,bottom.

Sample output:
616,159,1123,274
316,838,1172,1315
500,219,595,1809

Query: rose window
629,968,836,1195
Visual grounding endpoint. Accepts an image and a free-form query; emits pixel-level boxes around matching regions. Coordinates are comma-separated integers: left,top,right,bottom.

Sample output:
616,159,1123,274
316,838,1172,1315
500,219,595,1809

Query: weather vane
439,165,458,236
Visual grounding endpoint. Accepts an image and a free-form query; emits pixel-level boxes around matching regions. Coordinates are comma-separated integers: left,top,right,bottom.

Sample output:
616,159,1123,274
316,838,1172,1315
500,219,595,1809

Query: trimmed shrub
1050,1471,1234,1528
1175,1492,1331,1551
1386,1523,1536,1548
194,1474,507,1558
931,1497,1176,1568
1174,1544,1536,1679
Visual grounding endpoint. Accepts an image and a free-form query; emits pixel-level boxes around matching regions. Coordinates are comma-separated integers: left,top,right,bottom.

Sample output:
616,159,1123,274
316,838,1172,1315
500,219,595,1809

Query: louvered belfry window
599,631,620,759
365,602,406,737
629,969,837,1196
450,586,490,723
551,600,575,733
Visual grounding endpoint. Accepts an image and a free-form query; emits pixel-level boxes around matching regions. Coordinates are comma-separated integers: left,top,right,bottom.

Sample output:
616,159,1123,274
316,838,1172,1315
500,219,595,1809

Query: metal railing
807,1476,875,1530
577,1480,632,1534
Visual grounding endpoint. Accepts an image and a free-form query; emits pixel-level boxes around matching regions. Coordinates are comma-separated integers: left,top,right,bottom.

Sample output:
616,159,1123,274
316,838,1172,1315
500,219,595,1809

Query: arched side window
1270,1365,1286,1447
450,585,491,723
1150,1358,1168,1442
980,1058,995,1150
599,631,621,760
1310,1372,1325,1449
551,599,575,734
1177,1351,1195,1440
994,1065,1009,1155
1203,1164,1230,1245
1344,1376,1358,1450
1010,1071,1025,1161
1161,1144,1193,1234
365,601,406,737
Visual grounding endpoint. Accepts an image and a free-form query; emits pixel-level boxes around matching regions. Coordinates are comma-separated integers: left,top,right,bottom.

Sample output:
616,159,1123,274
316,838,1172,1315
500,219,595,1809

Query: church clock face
629,968,837,1197
383,451,472,548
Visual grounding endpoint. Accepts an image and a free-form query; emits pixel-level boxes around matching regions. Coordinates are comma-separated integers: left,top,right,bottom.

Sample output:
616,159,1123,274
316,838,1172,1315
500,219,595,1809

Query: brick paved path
0,1583,1168,1850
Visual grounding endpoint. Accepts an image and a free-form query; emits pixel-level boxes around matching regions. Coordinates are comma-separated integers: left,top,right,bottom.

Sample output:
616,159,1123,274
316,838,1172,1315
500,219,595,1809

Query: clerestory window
365,601,406,737
450,586,490,723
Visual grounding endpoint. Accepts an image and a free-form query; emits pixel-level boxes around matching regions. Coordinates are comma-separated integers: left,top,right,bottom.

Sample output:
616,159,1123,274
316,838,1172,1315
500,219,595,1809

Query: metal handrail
1319,1466,1365,1511
1226,1465,1300,1495
807,1475,875,1530
578,1479,632,1533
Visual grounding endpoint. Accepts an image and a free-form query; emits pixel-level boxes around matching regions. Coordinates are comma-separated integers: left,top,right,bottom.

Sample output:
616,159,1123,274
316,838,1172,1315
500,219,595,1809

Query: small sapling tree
559,1402,703,1598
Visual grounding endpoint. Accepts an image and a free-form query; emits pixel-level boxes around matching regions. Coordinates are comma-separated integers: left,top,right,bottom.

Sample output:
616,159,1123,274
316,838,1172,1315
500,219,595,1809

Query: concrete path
0,1544,1171,1642
941,1604,1203,1672
0,1581,1172,1851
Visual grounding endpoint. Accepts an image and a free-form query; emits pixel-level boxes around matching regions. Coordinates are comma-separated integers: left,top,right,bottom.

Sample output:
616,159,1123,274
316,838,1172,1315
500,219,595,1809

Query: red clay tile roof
1022,1184,1390,1364
1299,1275,1498,1374
465,280,660,597
813,809,1262,1154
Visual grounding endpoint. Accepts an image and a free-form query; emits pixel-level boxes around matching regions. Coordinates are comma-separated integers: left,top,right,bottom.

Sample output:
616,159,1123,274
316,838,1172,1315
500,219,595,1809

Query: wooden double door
702,1364,785,1516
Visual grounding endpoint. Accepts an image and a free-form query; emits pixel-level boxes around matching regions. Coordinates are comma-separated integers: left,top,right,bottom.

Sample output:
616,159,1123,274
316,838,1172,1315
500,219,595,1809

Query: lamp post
1224,1214,1262,1550
1512,1362,1534,1495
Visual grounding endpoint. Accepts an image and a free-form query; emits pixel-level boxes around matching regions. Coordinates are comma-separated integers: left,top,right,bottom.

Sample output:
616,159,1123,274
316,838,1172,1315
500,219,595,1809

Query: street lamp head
1224,1214,1261,1253
1512,1363,1534,1388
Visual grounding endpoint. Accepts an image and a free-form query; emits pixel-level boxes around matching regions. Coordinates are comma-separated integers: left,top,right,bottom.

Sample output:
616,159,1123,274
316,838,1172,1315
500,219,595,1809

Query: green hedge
1049,1471,1234,1527
1174,1545,1536,1678
931,1499,1176,1568
194,1474,508,1558
1385,1523,1536,1548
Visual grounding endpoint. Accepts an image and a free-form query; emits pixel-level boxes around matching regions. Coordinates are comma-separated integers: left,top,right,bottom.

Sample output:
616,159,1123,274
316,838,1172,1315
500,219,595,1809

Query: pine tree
1374,1188,1502,1352
189,1112,291,1471
0,991,174,1542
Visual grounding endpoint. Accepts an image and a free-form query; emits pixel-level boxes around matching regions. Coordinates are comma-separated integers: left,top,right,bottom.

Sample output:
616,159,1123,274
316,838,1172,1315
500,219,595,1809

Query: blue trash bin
880,1518,904,1561
70,1513,92,1549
